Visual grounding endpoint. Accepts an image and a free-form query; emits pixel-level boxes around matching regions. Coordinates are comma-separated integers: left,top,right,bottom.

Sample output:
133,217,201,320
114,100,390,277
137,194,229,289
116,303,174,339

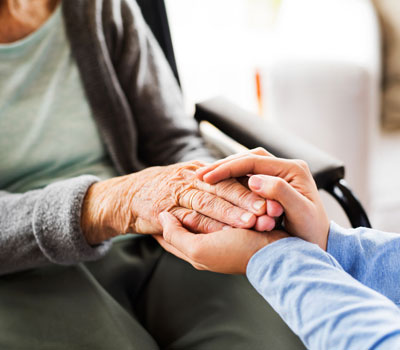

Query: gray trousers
0,236,305,349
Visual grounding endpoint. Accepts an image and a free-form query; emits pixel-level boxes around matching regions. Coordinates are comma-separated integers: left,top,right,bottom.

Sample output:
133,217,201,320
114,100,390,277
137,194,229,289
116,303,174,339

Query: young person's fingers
152,234,195,264
196,148,274,180
266,200,284,217
196,152,250,180
248,174,306,213
250,147,274,157
159,212,206,260
202,156,291,184
158,213,289,274
254,215,276,232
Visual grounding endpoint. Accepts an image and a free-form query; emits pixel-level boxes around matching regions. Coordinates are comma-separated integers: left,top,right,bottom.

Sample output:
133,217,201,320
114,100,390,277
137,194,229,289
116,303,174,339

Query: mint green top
0,6,117,193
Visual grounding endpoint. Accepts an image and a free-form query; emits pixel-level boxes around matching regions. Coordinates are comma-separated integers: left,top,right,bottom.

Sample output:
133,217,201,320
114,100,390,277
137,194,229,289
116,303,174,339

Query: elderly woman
0,0,305,349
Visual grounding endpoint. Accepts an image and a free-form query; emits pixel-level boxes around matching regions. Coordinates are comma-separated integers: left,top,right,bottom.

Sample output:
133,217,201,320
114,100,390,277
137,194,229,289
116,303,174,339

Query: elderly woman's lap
0,236,304,350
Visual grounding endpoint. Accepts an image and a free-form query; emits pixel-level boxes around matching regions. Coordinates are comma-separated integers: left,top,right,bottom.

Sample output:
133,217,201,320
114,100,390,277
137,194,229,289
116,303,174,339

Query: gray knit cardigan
0,0,214,275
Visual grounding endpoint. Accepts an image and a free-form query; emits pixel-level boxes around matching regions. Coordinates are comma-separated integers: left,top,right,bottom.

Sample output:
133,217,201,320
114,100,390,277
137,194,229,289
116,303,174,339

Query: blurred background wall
165,0,400,232
166,0,280,114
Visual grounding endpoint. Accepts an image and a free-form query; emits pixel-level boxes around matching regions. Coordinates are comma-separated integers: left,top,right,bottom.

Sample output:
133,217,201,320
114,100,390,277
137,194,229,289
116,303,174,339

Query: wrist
317,216,330,251
245,230,289,272
305,220,329,251
81,181,119,244
81,182,100,244
246,234,294,277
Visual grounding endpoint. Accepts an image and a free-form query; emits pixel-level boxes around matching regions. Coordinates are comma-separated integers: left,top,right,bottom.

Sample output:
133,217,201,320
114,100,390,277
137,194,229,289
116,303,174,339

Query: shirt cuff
247,237,311,283
246,236,342,287
33,175,112,265
326,221,354,271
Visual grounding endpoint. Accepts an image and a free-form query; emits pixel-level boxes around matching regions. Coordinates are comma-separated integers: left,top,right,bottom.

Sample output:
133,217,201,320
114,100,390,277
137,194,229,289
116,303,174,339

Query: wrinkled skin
154,148,330,276
81,160,277,244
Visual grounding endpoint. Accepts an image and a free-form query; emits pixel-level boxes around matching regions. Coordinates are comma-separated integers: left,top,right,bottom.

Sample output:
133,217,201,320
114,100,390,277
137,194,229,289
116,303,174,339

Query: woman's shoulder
61,0,145,46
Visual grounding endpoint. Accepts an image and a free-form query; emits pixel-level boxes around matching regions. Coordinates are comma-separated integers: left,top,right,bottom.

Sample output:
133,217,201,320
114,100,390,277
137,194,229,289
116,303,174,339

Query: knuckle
191,160,206,168
230,188,253,209
174,164,198,181
182,211,201,229
221,204,237,220
199,216,218,233
215,178,236,196
176,160,205,174
212,198,232,218
193,191,210,211
252,147,268,155
271,178,286,196
169,207,184,219
293,159,309,173
237,187,253,202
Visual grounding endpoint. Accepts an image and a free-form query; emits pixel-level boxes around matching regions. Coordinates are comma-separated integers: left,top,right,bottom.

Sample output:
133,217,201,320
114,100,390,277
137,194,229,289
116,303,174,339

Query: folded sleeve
0,176,111,275
327,221,400,305
247,237,400,350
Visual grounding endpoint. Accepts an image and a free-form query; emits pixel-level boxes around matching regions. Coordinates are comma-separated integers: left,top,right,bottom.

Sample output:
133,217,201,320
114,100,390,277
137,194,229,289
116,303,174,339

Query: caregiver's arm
197,148,330,249
327,222,400,306
158,213,400,350
198,148,400,303
247,237,400,350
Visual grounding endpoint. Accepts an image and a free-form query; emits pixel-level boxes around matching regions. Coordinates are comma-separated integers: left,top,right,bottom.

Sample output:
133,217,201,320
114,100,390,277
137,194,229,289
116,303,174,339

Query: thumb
158,212,201,257
158,212,187,244
159,211,182,229
248,175,304,213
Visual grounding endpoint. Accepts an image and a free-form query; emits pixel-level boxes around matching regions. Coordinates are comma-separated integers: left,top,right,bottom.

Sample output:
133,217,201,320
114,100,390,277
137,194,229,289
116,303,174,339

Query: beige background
372,0,400,129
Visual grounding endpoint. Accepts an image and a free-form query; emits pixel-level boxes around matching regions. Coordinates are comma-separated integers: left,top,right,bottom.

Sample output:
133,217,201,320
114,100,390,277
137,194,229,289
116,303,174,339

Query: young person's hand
196,148,330,250
155,212,288,274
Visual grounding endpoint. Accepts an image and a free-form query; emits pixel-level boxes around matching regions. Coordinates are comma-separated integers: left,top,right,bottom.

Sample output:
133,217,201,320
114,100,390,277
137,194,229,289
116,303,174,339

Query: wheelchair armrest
195,96,344,190
195,97,371,228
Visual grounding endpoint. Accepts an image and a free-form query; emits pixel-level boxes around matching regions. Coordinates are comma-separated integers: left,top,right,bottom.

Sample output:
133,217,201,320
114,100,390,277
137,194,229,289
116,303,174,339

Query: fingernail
249,176,262,190
253,200,265,211
223,225,231,230
241,212,253,223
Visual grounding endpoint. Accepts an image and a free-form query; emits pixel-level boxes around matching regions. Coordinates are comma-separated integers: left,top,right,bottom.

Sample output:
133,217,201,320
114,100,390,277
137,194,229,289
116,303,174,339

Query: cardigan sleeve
0,176,111,275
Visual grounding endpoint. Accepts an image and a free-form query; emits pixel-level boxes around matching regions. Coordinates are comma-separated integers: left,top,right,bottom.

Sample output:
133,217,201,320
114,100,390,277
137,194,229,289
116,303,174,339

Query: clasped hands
81,148,329,274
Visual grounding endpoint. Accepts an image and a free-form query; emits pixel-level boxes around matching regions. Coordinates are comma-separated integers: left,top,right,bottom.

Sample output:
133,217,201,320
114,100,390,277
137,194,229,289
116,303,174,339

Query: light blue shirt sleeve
246,237,400,350
327,221,400,305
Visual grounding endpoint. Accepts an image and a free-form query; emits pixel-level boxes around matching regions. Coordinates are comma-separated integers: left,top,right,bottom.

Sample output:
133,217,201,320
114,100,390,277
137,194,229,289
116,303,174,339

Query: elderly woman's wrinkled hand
81,160,279,244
